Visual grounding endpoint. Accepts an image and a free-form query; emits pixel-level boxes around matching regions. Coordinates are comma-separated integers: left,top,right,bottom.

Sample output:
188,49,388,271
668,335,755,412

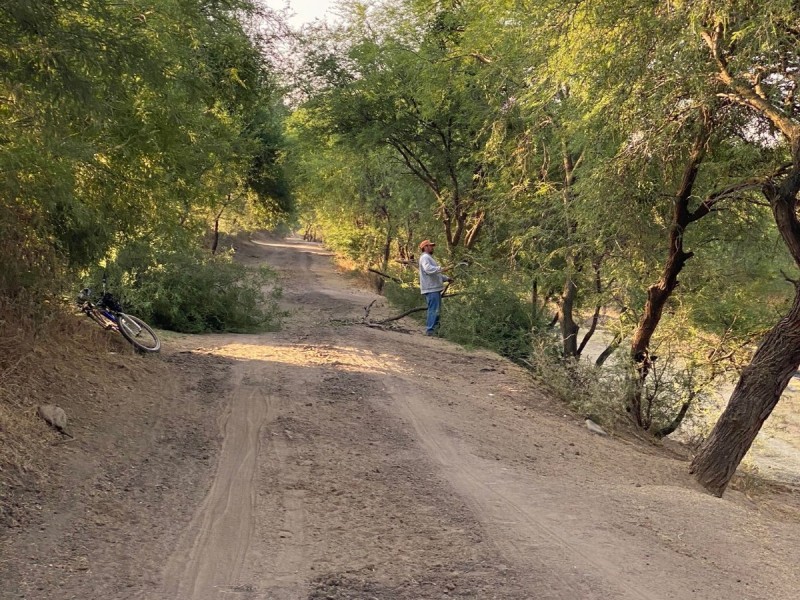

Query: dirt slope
2,235,799,600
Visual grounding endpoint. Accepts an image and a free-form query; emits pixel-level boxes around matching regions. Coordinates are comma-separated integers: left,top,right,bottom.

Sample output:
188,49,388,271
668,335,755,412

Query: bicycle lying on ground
78,283,161,353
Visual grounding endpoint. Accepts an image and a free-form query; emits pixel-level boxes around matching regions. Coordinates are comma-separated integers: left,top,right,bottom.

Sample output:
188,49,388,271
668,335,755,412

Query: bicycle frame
80,299,118,330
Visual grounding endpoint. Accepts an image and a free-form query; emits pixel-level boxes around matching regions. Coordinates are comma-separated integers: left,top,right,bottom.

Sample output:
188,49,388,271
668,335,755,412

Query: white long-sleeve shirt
419,253,446,294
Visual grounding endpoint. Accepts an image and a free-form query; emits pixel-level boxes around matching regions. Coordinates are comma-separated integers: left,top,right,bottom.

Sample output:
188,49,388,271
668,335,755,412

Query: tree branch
595,333,622,367
701,26,799,140
688,180,766,223
375,306,427,323
654,400,692,439
368,268,403,283
388,138,440,194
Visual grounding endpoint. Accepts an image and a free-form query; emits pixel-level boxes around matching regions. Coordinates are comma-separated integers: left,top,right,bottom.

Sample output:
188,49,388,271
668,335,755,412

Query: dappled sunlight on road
192,341,409,376
250,238,334,256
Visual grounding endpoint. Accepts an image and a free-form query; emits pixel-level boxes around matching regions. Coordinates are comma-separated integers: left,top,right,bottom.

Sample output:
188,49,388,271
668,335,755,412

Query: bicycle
78,282,161,353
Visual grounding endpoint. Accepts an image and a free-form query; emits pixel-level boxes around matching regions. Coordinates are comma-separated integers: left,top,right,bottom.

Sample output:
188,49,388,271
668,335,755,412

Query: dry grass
0,296,135,524
0,297,49,486
728,461,770,497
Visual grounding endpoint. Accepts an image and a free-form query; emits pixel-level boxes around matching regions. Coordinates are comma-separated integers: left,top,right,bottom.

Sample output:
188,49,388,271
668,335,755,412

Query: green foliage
247,103,294,218
292,2,495,250
0,0,293,299
85,244,283,334
526,340,629,428
383,280,426,314
0,203,63,297
285,121,433,267
681,220,795,336
440,277,540,362
281,0,800,440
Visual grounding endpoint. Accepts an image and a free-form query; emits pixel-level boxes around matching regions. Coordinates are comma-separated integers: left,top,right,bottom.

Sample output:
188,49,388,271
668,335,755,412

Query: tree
557,0,800,486
286,105,429,274
296,0,497,251
286,0,798,462
0,0,291,297
687,5,800,495
526,0,790,438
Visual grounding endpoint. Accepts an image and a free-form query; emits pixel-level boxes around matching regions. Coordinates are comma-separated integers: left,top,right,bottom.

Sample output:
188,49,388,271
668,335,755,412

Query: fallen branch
363,299,377,321
375,306,427,324
364,322,412,333
373,287,459,324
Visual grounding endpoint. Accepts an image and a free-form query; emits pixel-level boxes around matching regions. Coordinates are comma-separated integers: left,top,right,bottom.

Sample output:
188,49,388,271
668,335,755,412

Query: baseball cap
418,239,436,250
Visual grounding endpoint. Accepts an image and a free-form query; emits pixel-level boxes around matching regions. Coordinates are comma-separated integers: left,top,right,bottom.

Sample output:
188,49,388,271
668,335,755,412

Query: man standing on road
418,240,452,336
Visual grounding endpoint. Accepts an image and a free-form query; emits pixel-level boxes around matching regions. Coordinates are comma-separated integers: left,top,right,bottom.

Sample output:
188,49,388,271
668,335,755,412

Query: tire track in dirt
7,235,799,600
161,365,273,599
258,431,311,599
159,236,800,600
385,377,662,600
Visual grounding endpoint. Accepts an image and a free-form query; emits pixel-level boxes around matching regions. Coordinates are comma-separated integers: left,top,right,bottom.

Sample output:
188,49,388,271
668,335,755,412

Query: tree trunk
690,25,800,496
630,254,691,362
628,258,690,427
442,204,455,249
451,209,466,248
630,127,706,365
560,277,579,358
464,210,484,250
559,140,581,359
376,225,393,294
577,255,605,357
654,399,692,439
690,284,800,495
627,124,708,426
595,333,622,367
211,209,224,255
690,156,800,496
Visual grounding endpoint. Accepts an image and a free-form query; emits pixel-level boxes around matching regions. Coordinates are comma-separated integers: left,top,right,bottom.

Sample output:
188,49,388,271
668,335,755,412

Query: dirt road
2,235,799,599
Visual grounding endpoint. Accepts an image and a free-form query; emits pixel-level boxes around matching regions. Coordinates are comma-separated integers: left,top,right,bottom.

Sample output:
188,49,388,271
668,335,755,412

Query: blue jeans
424,291,442,335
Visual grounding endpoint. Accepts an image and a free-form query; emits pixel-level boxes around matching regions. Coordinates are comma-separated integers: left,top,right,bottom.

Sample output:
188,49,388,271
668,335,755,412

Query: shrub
383,279,426,314
84,244,283,334
439,277,538,362
0,202,64,298
526,330,718,436
526,334,629,427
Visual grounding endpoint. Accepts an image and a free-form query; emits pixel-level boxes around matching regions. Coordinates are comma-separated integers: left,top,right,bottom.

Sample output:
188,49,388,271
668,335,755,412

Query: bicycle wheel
117,313,161,353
